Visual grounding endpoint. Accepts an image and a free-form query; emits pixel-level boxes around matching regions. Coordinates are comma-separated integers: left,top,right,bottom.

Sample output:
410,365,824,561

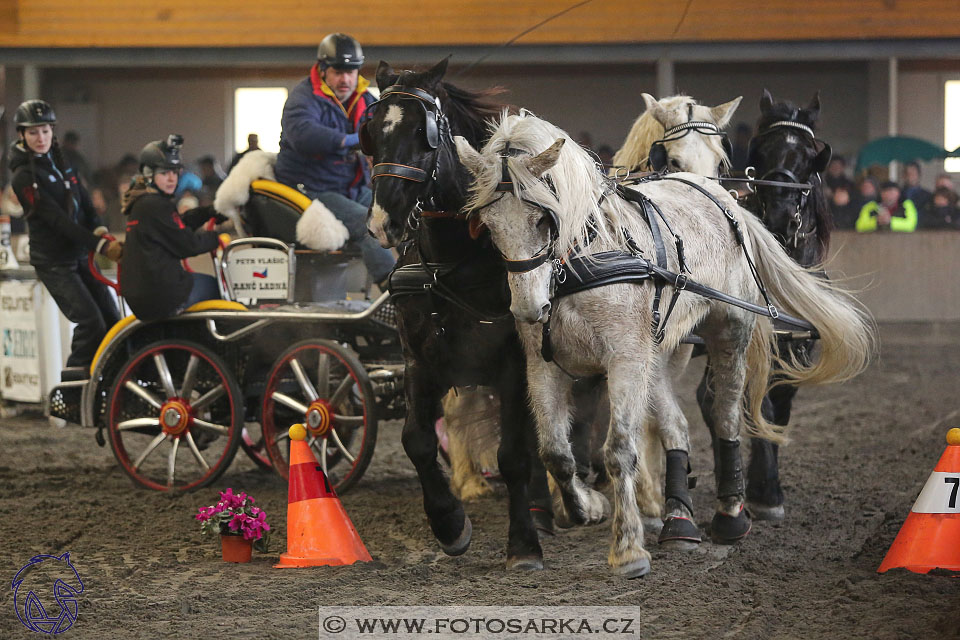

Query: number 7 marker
878,428,960,574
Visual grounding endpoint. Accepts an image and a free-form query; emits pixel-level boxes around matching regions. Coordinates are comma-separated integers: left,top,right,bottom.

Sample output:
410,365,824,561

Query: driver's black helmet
139,134,184,174
14,100,56,129
318,33,364,70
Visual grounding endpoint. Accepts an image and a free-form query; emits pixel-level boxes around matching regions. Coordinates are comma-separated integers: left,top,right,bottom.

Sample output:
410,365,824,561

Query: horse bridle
359,84,454,230
647,103,732,173
748,120,827,247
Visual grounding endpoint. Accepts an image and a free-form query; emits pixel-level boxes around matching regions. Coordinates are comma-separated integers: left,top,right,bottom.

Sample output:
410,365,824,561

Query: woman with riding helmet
9,99,123,373
119,135,227,322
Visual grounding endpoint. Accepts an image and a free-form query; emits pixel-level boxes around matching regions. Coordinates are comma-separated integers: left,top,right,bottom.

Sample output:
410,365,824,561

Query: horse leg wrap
716,438,745,499
659,450,702,547
711,438,751,544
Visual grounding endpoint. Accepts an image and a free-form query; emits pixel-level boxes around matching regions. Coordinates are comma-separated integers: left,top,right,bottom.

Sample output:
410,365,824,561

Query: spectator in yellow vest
855,181,917,232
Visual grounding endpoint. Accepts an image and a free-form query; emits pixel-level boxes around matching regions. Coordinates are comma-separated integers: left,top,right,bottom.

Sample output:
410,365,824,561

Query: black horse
699,89,833,521
361,59,554,569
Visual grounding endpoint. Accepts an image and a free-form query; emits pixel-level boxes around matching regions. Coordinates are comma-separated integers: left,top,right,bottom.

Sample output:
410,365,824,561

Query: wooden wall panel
1,1,960,48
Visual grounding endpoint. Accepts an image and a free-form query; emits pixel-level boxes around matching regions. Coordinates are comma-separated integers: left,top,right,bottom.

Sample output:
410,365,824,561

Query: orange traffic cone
274,424,372,568
878,428,960,574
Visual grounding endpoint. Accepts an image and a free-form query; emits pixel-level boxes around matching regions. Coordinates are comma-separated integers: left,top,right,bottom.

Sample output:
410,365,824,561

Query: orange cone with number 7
878,428,960,574
274,424,372,568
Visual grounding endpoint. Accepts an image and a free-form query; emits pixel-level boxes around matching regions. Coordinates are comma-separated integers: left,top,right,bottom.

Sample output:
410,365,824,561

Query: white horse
447,94,744,514
613,93,740,175
455,112,873,577
614,93,743,538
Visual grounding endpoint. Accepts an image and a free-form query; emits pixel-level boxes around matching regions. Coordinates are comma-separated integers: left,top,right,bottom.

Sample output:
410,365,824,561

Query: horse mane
756,95,833,255
467,112,627,254
440,82,507,146
612,96,690,171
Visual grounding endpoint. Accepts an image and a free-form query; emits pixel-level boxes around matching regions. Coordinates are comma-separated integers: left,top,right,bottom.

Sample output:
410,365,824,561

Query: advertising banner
0,280,42,402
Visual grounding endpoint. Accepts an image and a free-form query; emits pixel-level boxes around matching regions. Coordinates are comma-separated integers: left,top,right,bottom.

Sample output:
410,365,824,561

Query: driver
120,135,227,321
274,32,395,287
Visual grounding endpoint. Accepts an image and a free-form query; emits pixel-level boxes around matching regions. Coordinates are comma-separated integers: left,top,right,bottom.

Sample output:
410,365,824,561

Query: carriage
48,180,405,494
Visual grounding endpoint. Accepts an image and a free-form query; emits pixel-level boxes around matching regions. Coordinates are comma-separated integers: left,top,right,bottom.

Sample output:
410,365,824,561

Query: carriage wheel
261,339,377,494
107,340,243,492
239,425,273,471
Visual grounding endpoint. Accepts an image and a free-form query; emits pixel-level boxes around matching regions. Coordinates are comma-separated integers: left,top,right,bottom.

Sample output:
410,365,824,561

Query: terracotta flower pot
221,534,253,563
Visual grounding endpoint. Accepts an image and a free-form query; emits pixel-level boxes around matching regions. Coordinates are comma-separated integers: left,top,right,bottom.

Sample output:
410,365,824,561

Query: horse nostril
539,301,552,321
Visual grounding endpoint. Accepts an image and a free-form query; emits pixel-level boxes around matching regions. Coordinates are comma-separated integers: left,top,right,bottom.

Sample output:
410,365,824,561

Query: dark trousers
182,273,221,310
33,259,121,369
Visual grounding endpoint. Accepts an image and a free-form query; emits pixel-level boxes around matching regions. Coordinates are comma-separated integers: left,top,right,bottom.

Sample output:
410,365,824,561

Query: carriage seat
237,180,360,303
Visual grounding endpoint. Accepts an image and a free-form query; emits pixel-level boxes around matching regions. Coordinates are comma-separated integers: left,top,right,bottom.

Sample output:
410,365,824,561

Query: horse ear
760,88,774,113
525,138,565,178
422,57,450,86
710,96,742,128
454,136,483,176
376,61,399,91
807,91,822,122
813,140,832,173
641,93,658,112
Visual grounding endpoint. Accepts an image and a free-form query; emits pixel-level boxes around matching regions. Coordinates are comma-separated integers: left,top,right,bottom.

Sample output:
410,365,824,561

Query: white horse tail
737,208,876,438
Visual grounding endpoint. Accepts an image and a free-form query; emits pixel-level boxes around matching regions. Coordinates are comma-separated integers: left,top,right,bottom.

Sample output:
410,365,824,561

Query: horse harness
491,152,818,365
359,84,455,228
721,120,830,248
365,84,514,332
646,103,732,173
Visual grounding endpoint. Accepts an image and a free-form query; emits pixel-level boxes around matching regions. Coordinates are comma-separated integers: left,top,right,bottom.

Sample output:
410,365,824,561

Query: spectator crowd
823,158,958,232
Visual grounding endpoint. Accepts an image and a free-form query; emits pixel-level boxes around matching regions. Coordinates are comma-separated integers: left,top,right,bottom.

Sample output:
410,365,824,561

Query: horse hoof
658,516,702,550
747,501,785,522
710,508,751,544
530,507,555,537
612,557,651,579
642,516,664,535
439,515,473,556
506,555,544,571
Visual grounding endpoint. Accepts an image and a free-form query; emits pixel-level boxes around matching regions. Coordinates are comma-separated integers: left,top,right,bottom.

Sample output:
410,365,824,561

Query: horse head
457,133,566,323
750,89,832,252
614,94,741,177
363,58,476,248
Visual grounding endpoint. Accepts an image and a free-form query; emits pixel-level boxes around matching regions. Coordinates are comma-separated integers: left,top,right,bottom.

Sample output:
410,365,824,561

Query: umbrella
856,136,960,172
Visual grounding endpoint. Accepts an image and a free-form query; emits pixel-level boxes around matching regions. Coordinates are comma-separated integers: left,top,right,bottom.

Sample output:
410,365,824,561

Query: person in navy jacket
274,32,395,285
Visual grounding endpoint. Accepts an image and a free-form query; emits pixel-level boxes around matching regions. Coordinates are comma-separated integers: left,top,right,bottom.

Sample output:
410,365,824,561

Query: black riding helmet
318,33,364,70
139,134,184,175
14,99,56,129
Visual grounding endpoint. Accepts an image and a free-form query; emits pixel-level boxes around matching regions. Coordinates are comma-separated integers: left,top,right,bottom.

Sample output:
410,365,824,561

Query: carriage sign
225,247,289,302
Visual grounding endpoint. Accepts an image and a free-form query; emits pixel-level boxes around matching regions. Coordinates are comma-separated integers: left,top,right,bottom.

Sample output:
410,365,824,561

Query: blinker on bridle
482,144,562,275
648,103,731,172
365,85,445,184
749,120,827,247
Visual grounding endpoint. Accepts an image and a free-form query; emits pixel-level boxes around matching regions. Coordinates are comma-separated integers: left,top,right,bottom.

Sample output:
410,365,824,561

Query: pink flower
228,513,246,532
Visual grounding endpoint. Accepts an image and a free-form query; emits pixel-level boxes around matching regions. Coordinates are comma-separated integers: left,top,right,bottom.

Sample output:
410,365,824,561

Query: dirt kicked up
1,326,959,639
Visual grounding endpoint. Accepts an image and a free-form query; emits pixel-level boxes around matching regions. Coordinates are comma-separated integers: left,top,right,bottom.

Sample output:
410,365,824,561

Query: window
234,87,288,153
946,80,960,172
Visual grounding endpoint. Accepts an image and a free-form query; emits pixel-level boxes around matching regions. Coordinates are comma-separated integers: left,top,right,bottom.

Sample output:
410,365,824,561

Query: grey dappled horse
455,112,873,577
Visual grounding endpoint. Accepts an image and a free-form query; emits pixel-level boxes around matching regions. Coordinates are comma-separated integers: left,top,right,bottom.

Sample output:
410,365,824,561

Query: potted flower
196,488,271,562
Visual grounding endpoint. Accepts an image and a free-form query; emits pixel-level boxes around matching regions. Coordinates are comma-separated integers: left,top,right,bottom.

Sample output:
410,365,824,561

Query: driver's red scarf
310,64,371,190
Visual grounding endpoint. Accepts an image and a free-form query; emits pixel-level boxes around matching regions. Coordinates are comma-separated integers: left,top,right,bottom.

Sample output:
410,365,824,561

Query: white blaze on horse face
368,198,392,247
382,105,404,135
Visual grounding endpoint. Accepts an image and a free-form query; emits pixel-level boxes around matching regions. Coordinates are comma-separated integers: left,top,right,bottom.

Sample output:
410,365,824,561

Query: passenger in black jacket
9,100,123,372
119,135,226,322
